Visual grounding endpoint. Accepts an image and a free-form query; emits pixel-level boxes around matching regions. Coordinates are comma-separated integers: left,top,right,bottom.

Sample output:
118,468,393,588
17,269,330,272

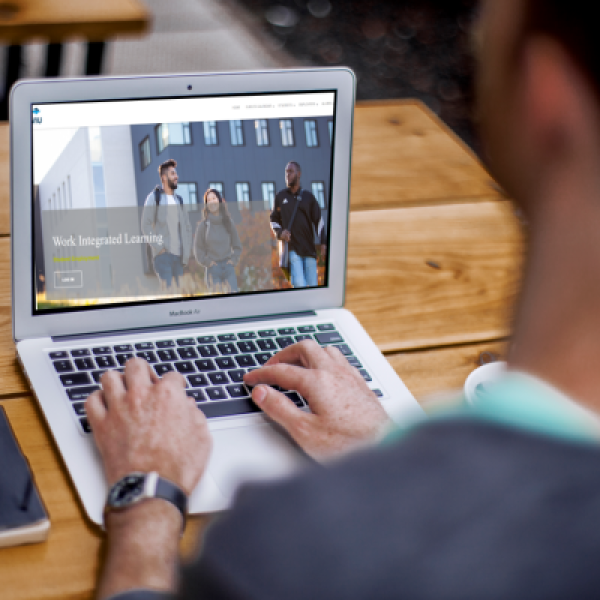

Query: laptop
10,68,424,527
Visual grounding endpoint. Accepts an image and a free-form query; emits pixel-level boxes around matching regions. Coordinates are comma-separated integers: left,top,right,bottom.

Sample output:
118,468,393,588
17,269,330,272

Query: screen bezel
11,68,355,341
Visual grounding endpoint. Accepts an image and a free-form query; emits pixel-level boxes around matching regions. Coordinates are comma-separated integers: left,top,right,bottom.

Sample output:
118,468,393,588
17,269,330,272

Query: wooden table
0,0,150,119
0,100,525,599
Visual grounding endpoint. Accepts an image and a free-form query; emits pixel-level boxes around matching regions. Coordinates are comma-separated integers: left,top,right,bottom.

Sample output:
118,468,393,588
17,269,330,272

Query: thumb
252,384,307,434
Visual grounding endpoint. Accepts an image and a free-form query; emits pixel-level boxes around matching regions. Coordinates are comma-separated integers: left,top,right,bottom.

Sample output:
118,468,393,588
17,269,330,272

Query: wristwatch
104,472,187,529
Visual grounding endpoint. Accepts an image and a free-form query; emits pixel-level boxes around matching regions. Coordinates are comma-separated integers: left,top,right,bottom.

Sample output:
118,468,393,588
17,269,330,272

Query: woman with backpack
194,188,242,293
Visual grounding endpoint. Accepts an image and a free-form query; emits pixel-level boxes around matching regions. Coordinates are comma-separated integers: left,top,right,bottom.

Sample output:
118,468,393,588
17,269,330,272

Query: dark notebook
0,405,50,547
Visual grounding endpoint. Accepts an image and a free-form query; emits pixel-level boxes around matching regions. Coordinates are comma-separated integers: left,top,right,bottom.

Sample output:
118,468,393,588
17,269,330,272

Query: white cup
464,361,507,405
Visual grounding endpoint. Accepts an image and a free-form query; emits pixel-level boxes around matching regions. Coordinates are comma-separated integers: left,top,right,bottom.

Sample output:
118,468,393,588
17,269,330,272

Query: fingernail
253,385,267,404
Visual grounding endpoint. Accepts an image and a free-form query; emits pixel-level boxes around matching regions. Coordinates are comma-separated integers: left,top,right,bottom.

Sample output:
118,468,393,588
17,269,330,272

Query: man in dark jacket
89,1,600,597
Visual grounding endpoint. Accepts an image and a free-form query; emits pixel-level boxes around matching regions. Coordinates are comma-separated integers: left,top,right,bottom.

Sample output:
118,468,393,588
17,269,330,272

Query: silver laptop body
10,68,424,526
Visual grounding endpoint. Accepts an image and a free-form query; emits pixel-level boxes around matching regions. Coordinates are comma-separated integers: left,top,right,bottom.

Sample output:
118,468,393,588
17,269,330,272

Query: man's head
285,161,301,190
159,159,178,192
477,0,600,213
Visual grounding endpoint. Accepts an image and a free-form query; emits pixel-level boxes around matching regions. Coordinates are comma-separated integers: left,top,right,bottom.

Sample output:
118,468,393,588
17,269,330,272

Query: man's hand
86,358,211,494
280,229,292,242
243,341,392,461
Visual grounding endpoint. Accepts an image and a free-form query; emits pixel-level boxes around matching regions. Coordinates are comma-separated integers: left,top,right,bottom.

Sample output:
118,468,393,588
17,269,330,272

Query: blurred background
1,0,480,149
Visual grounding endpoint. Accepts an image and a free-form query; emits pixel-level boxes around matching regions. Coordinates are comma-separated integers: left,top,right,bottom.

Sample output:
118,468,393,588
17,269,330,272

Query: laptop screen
31,91,335,314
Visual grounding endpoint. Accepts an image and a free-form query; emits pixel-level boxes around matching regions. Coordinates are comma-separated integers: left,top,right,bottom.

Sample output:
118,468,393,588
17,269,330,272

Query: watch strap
154,475,187,528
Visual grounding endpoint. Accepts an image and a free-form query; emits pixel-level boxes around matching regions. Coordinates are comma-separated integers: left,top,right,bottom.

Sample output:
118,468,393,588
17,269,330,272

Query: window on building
328,120,333,145
203,121,218,146
255,119,269,146
177,182,199,212
262,182,276,209
312,181,326,209
155,123,192,154
139,136,151,170
236,182,250,206
280,119,294,147
230,120,244,146
305,120,319,147
208,182,224,197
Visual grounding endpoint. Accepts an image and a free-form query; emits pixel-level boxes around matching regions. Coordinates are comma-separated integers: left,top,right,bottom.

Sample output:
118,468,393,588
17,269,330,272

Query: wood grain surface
0,0,149,43
0,124,8,236
346,200,524,352
350,101,505,211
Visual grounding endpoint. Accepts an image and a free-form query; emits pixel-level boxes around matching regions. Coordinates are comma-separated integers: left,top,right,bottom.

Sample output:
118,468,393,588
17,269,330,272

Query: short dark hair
158,159,177,178
522,1,600,96
288,161,301,172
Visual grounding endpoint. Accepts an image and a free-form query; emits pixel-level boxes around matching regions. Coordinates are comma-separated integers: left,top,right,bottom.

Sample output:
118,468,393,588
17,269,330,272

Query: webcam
187,85,192,91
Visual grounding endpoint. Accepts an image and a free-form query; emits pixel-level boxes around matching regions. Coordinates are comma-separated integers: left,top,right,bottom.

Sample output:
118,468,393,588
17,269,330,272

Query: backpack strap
153,186,161,226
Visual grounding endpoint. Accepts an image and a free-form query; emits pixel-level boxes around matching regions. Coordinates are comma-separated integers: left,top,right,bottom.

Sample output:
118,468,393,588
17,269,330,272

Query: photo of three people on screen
142,159,328,295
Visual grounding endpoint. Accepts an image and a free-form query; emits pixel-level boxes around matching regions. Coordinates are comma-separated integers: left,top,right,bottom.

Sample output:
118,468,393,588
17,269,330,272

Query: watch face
108,474,146,508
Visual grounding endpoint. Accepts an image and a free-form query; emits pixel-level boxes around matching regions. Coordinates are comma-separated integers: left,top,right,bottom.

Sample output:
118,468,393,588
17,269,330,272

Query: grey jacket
141,189,193,265
194,213,242,268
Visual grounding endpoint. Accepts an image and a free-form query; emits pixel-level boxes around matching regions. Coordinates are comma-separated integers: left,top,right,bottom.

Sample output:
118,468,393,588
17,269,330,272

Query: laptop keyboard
48,323,380,434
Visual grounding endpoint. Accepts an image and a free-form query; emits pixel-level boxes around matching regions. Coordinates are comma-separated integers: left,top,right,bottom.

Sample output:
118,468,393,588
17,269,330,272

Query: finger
244,362,316,395
265,339,330,370
100,369,126,408
159,370,188,392
123,357,155,390
252,384,311,438
86,389,106,428
325,344,348,365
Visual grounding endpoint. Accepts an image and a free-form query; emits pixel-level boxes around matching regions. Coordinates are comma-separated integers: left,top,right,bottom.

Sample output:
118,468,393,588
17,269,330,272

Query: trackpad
209,422,311,500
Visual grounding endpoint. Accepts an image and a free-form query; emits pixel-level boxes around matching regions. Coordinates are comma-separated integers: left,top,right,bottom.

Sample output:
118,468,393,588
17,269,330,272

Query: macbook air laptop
10,68,424,527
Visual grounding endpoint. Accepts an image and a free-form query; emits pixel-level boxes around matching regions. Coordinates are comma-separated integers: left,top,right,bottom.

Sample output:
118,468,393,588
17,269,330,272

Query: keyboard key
96,355,116,368
236,355,256,368
333,344,352,356
229,369,245,383
372,389,383,397
92,346,113,355
237,341,258,353
218,334,237,342
67,385,100,401
227,384,250,398
136,351,158,364
49,351,68,359
198,398,261,418
208,372,229,385
315,331,344,345
217,343,237,356
278,327,296,335
188,374,209,387
347,357,362,368
155,364,174,376
177,347,198,360
258,329,277,337
71,349,90,357
116,353,135,366
80,418,92,434
60,372,91,387
284,391,305,407
295,335,313,342
255,353,272,365
359,369,372,382
198,345,218,358
297,325,316,333
206,387,228,401
195,359,216,372
276,336,295,349
174,361,196,374
177,338,196,346
257,339,277,351
238,332,257,340
317,324,336,331
216,357,236,369
135,342,154,350
114,344,133,352
157,349,178,362
197,336,216,344
92,369,107,383
187,389,206,402
53,359,74,373
72,402,86,416
74,357,95,370
156,340,176,348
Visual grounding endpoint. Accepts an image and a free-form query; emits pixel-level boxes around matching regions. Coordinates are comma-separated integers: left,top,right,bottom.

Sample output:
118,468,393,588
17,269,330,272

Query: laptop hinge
51,311,318,342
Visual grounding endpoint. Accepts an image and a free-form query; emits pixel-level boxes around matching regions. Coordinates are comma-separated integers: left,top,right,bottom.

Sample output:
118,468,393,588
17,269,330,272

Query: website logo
32,107,41,124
